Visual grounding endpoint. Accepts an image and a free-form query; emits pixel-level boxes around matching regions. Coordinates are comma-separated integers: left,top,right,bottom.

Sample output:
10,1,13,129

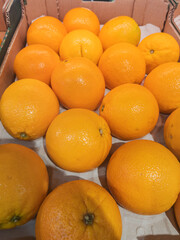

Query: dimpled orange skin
59,29,103,64
99,16,141,50
45,109,112,172
63,7,100,35
0,143,49,229
164,108,180,160
107,140,180,215
27,16,67,53
99,83,159,140
174,194,180,228
144,62,180,114
98,42,146,89
0,79,60,140
51,57,105,110
138,32,180,74
35,180,122,240
14,44,60,85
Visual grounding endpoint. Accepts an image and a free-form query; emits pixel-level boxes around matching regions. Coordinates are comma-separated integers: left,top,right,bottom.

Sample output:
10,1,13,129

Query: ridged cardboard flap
24,0,177,30
24,0,47,24
46,0,60,19
57,0,135,24
25,0,136,24
23,0,171,27
24,0,60,23
0,0,6,31
0,0,23,66
133,0,169,29
164,2,180,44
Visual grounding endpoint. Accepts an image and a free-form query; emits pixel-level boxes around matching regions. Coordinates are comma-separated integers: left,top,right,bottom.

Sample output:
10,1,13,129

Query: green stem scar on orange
83,213,95,225
10,215,21,223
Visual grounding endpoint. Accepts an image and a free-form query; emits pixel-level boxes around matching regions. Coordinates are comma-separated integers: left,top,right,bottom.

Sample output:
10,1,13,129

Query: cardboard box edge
0,14,28,97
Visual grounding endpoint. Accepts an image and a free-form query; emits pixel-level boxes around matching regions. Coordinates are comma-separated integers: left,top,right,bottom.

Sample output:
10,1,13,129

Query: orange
138,32,180,74
45,108,112,172
51,57,105,110
0,143,49,229
36,180,122,240
59,29,103,64
99,16,141,50
63,7,100,35
0,78,60,140
164,108,180,160
98,43,146,89
174,194,180,228
27,16,67,53
99,83,159,140
144,62,180,114
14,44,60,85
107,140,180,215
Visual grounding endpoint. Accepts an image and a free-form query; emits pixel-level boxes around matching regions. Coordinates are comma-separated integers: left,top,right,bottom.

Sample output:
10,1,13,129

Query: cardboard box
0,1,179,239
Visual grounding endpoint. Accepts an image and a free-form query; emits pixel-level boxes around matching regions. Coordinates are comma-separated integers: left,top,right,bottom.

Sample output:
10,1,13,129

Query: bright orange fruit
138,32,180,74
164,107,180,160
99,83,159,140
14,44,60,85
27,16,67,53
51,57,105,110
98,43,146,89
107,140,180,215
59,29,103,64
63,7,100,35
0,79,60,140
36,180,122,240
46,108,112,172
99,16,141,50
0,143,49,229
144,62,180,114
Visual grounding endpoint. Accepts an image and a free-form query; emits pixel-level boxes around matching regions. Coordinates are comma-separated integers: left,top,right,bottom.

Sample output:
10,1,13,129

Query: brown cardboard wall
174,3,180,18
0,32,5,41
46,0,60,19
173,2,180,33
132,0,146,25
142,0,168,29
0,15,28,96
58,0,135,24
0,0,6,31
25,0,136,24
164,22,180,44
133,0,168,29
164,3,180,44
25,0,61,23
24,0,47,24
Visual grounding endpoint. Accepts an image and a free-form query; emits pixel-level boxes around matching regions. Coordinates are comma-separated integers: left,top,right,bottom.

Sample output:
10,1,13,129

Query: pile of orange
0,5,180,239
